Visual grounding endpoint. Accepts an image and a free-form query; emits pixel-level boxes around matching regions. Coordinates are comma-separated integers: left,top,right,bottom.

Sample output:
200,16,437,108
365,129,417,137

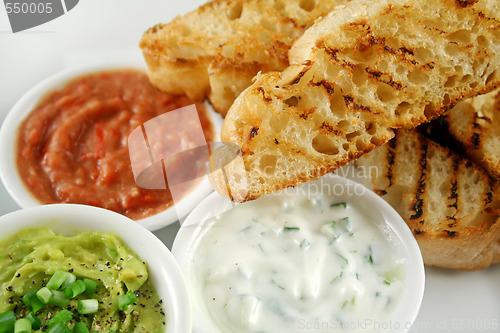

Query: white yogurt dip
185,187,409,333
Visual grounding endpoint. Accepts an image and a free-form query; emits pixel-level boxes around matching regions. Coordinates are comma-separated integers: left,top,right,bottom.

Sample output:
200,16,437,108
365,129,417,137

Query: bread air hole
408,69,428,85
284,96,299,107
299,0,315,12
386,38,401,51
228,2,243,20
356,139,366,151
352,44,375,63
447,29,472,45
346,131,361,142
370,136,383,145
485,70,497,85
352,65,368,87
460,74,472,83
476,35,489,47
414,47,432,64
365,122,377,135
445,43,460,57
395,102,410,117
444,75,459,88
424,104,435,119
312,134,339,155
330,90,347,118
259,154,277,175
338,120,350,132
376,82,396,103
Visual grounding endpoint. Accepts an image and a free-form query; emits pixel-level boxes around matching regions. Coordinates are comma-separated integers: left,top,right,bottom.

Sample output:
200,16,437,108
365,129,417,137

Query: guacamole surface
0,228,166,332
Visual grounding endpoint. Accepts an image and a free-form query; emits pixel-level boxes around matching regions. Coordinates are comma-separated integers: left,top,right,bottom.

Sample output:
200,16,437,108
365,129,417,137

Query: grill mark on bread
314,80,335,95
291,69,308,85
470,113,481,149
410,144,428,221
445,230,457,237
320,121,338,134
386,138,397,187
323,47,355,69
447,157,460,227
365,68,403,90
343,94,373,113
455,0,479,7
299,108,316,120
249,127,259,139
257,86,272,102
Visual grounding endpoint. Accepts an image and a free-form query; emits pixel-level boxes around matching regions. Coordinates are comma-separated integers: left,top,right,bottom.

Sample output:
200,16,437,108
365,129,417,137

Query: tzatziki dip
186,187,409,333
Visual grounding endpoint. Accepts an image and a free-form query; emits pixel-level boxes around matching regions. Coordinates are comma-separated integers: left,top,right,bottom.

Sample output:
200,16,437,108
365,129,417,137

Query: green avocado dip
0,228,166,332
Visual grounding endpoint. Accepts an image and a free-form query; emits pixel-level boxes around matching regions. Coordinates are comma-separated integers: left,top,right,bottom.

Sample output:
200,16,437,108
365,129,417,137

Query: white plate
0,1,498,332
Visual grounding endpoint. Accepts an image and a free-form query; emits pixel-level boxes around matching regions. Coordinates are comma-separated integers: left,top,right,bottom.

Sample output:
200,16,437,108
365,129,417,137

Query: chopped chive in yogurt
330,202,347,208
330,272,344,284
336,253,349,266
283,227,300,232
271,279,285,290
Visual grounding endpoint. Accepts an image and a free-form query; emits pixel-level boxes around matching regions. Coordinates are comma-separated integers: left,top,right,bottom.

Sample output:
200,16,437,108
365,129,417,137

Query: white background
0,1,499,332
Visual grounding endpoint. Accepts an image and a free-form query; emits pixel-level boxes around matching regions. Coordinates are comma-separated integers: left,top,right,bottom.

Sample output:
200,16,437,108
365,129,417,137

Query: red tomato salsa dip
16,69,214,220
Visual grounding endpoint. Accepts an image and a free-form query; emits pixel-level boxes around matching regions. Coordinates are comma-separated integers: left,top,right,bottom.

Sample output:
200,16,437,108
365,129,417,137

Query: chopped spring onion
22,290,45,313
83,279,97,294
48,310,72,328
14,318,31,333
77,299,98,315
61,273,76,290
36,287,53,304
25,312,41,330
72,322,89,333
117,290,137,311
47,270,72,290
48,290,69,308
65,280,86,299
46,322,71,333
0,310,16,333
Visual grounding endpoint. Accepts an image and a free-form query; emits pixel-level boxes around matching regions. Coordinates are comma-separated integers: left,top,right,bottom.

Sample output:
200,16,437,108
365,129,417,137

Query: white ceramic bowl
172,174,425,333
0,204,191,333
0,58,222,231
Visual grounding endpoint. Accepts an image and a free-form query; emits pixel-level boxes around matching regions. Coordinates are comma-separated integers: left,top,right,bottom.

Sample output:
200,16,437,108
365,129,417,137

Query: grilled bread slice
140,0,350,116
444,89,500,180
356,129,500,270
216,0,500,202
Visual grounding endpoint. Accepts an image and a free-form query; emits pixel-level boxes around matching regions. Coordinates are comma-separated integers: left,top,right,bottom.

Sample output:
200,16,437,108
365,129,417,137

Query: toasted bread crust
140,0,349,115
444,89,500,180
356,129,500,270
216,0,500,202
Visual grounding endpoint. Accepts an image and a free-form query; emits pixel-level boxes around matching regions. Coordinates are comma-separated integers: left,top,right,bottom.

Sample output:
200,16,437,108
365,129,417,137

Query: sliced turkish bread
214,0,500,202
140,0,350,116
355,129,500,270
444,89,500,180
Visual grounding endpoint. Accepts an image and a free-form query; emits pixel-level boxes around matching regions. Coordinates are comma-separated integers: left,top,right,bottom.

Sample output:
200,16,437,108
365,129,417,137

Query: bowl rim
0,203,192,333
0,58,222,231
172,174,425,333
